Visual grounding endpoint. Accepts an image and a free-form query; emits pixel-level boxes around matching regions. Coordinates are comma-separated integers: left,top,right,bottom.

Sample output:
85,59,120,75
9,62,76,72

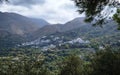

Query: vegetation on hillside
0,46,119,75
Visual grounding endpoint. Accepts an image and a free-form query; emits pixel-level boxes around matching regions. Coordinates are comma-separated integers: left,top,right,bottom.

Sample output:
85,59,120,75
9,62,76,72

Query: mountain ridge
0,12,49,36
0,12,119,49
0,12,49,48
29,17,90,40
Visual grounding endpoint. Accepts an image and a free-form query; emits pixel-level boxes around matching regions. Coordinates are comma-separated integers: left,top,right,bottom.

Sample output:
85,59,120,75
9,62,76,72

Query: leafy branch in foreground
74,0,120,29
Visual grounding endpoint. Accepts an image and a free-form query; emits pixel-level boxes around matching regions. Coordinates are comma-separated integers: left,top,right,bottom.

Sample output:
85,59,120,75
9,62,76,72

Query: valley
1,12,119,50
0,0,120,75
0,12,119,75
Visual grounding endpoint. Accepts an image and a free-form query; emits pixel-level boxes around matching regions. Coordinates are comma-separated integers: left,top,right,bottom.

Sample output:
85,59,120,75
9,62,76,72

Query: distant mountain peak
0,12,49,36
29,18,50,27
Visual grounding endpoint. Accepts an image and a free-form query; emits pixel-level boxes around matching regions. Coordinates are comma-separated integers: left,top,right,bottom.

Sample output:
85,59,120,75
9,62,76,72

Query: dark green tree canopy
90,47,120,75
60,55,83,75
74,0,120,29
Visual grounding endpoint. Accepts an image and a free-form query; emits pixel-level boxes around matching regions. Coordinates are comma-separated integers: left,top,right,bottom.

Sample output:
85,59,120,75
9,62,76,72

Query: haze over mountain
29,18,50,27
0,12,49,36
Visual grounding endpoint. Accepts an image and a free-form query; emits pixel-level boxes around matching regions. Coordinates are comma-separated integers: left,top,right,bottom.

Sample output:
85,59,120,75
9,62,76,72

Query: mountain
61,17,87,32
30,18,50,27
30,17,87,39
31,17,119,39
30,24,63,40
24,17,120,48
0,12,49,36
0,12,119,49
0,12,49,48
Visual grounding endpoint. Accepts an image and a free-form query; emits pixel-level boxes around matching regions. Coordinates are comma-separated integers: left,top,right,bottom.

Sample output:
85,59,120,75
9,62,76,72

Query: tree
74,0,120,29
59,55,83,75
90,47,120,75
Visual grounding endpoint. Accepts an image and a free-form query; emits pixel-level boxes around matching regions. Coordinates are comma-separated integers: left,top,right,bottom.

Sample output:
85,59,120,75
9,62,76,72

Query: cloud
0,0,83,24
9,0,45,7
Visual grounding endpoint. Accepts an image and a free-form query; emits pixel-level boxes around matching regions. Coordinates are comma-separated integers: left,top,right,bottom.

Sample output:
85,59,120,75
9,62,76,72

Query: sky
0,0,83,24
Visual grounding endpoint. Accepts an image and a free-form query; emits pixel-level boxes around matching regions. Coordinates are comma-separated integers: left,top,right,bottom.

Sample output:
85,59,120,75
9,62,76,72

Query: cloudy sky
0,0,83,24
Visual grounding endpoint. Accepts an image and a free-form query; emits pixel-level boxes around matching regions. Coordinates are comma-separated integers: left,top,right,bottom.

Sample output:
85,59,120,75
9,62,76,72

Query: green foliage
0,47,120,75
59,55,83,75
74,0,109,22
0,58,50,75
74,0,120,29
113,9,120,30
90,47,120,75
74,0,108,16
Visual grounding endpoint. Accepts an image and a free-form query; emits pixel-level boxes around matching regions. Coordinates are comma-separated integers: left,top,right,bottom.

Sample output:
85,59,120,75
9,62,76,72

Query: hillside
30,17,119,40
21,18,120,49
0,12,49,48
0,12,49,36
0,12,119,49
30,18,87,39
